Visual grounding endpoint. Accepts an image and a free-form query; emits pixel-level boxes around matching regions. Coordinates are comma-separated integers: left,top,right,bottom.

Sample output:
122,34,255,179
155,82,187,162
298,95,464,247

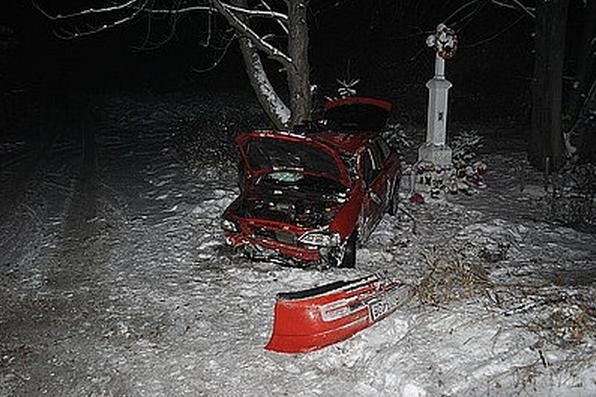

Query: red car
221,97,401,268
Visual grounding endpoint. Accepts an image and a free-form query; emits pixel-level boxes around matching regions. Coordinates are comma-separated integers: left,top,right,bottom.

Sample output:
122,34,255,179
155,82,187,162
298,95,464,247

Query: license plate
368,285,411,322
369,300,389,322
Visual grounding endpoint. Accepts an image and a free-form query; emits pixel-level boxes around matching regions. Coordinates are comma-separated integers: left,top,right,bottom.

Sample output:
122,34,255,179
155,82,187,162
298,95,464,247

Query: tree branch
491,0,535,18
134,2,186,51
51,0,152,39
212,0,292,67
223,3,288,21
192,32,237,72
259,0,289,34
490,0,517,11
463,15,524,48
32,0,141,20
442,0,480,24
145,2,288,22
510,0,535,18
34,0,288,22
34,0,290,47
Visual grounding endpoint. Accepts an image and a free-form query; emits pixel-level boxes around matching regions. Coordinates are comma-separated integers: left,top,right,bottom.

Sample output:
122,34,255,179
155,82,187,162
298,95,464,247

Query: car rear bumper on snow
265,273,414,353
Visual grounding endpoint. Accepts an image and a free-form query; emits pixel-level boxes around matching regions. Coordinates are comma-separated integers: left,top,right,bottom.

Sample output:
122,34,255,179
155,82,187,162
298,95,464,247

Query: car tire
339,230,357,268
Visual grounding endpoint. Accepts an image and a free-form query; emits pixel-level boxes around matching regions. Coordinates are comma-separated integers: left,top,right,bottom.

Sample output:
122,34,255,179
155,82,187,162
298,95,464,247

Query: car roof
309,131,374,155
236,129,376,157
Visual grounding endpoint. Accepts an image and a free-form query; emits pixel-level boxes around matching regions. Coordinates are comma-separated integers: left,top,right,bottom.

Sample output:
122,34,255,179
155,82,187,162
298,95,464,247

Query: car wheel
339,230,357,268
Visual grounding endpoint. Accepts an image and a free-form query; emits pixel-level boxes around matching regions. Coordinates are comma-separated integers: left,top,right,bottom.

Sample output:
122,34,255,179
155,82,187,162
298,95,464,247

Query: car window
324,102,390,132
362,149,380,186
370,141,385,169
244,137,341,180
375,138,392,164
341,153,358,183
370,138,391,168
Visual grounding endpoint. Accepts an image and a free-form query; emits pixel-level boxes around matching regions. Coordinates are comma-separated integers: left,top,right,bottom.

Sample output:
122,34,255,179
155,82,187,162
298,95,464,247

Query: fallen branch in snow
398,206,417,235
416,251,492,306
502,297,558,317
546,162,596,231
494,284,596,348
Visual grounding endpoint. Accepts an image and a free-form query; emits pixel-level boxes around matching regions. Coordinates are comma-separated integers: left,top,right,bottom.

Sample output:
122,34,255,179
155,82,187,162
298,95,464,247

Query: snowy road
1,92,595,396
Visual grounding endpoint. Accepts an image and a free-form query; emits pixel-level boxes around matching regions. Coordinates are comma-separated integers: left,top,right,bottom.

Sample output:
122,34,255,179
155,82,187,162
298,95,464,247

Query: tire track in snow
0,99,131,396
0,95,78,226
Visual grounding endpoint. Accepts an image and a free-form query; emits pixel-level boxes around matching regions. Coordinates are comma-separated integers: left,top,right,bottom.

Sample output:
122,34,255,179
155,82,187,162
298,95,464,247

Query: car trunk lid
322,97,392,132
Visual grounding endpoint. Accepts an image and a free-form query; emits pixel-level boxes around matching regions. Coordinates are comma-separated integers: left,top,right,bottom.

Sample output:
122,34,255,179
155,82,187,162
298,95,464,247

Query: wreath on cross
426,24,458,60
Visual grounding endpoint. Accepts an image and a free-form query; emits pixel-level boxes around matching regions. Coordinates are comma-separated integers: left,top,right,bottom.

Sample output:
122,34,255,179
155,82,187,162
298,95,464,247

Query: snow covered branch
34,0,292,65
259,0,289,34
32,0,141,20
212,0,292,67
33,0,287,22
34,0,307,129
222,3,288,22
43,0,152,39
146,2,288,23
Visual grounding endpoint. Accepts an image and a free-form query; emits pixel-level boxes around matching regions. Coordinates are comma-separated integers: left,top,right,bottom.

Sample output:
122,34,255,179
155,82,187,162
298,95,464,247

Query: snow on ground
0,90,594,396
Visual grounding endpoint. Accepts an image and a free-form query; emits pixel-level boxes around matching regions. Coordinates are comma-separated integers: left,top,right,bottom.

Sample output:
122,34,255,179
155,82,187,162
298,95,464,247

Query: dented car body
221,97,400,268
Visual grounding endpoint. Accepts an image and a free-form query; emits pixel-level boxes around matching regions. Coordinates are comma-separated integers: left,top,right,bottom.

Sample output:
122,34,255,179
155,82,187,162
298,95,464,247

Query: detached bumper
225,232,322,264
265,273,414,353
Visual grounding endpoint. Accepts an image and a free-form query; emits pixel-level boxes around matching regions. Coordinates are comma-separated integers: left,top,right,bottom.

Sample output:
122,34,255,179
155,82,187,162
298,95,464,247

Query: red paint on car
221,97,401,268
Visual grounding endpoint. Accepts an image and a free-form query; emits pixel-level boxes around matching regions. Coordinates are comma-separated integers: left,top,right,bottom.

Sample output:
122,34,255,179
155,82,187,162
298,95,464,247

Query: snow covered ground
0,90,594,396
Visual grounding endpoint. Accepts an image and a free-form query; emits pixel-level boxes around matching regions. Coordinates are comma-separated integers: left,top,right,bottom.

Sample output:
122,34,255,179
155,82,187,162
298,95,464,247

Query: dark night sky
0,1,579,123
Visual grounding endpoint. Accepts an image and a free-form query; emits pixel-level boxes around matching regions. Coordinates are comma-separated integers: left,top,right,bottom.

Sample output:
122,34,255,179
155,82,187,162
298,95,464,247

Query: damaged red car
221,97,401,268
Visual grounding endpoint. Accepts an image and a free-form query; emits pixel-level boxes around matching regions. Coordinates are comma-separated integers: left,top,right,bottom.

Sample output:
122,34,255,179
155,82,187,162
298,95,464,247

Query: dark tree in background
565,0,596,164
23,0,596,170
530,0,596,170
368,0,595,170
530,0,569,172
34,0,312,129
0,25,18,53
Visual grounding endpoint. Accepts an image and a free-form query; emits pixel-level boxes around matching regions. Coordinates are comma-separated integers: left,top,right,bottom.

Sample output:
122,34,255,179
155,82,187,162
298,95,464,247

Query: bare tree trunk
231,0,290,129
286,0,311,126
566,1,596,162
231,0,312,129
237,38,291,129
530,0,569,172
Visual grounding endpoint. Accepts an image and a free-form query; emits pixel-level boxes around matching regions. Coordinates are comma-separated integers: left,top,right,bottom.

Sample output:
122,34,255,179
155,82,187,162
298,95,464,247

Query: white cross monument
418,24,458,168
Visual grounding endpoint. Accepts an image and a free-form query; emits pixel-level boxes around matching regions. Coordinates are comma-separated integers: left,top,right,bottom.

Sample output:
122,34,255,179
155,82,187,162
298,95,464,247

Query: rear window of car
324,104,389,132
244,137,342,180
372,138,391,167
362,149,380,185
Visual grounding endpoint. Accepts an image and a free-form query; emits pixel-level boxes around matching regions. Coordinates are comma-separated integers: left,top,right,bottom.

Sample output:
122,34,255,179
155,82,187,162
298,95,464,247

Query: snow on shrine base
418,142,453,168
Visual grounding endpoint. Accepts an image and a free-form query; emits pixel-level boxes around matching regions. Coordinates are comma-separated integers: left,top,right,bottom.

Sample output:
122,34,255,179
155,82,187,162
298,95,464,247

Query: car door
359,146,387,241
372,137,400,205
